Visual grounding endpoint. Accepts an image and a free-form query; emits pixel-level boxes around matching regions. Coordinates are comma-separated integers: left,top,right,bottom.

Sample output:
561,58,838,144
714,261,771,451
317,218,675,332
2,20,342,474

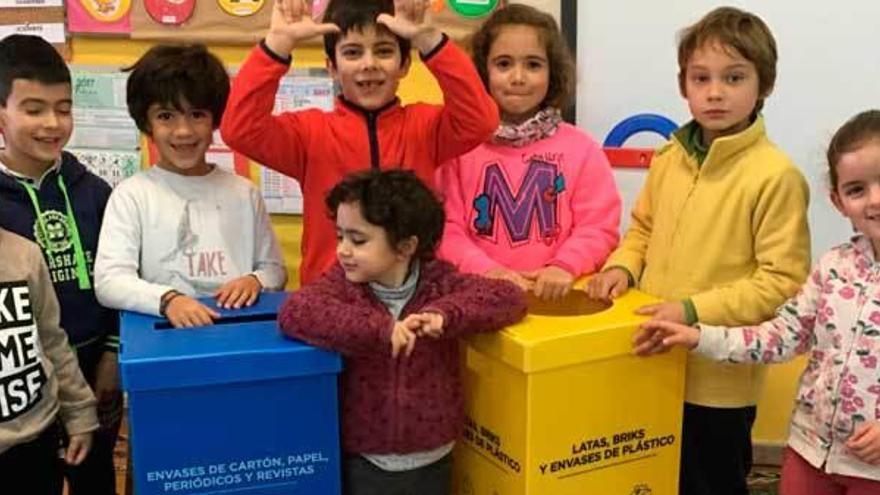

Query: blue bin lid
119,292,342,392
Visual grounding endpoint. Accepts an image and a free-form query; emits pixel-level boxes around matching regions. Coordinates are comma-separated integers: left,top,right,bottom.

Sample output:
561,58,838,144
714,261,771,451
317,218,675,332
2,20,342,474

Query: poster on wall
259,72,334,215
67,0,132,34
0,6,67,56
68,70,141,186
127,0,561,45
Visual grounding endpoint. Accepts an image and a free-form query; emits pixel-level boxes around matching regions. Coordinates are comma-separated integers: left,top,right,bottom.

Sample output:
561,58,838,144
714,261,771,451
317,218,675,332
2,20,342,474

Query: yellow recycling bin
454,288,686,495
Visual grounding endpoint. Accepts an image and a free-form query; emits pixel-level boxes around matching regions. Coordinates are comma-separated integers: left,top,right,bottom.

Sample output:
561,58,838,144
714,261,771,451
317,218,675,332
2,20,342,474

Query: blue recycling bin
119,292,342,495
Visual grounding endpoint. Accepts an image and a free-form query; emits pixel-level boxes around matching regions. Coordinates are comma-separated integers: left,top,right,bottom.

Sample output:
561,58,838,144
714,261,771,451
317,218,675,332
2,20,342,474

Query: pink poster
67,0,132,35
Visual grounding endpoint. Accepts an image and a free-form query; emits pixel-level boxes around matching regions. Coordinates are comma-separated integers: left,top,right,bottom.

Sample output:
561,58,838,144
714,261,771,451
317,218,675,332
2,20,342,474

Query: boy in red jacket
279,170,525,495
221,0,499,285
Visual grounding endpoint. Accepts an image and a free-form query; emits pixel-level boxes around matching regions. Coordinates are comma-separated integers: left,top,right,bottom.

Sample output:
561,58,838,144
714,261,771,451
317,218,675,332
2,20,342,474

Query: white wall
576,0,880,258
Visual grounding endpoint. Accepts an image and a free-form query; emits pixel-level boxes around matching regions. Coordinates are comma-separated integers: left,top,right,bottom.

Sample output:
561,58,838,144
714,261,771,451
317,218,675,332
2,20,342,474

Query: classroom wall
70,37,444,289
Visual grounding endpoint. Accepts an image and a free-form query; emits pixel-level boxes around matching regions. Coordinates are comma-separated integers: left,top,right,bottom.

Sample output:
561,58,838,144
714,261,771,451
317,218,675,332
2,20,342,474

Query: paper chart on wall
70,149,140,188
0,22,64,43
260,74,335,215
69,71,140,151
0,0,62,6
68,70,142,188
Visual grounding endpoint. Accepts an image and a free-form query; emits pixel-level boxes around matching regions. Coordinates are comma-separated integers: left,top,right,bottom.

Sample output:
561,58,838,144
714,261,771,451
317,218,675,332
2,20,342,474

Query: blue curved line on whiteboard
603,114,679,147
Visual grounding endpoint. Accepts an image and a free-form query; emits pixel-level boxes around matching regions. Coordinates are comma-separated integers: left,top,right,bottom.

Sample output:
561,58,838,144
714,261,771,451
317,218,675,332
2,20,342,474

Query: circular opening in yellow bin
526,290,612,317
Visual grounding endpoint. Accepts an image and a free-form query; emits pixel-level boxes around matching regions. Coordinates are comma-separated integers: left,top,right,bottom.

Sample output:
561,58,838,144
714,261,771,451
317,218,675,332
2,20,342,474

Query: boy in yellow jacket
587,7,810,495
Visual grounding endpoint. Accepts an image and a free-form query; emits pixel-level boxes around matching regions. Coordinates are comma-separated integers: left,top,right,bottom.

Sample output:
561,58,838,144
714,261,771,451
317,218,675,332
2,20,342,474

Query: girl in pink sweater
436,4,621,300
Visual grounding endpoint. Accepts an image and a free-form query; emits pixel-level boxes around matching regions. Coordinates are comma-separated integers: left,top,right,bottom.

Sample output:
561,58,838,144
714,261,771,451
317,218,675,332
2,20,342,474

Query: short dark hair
322,0,411,68
124,43,229,134
827,109,880,191
677,6,777,113
470,3,575,110
326,170,444,260
0,34,70,106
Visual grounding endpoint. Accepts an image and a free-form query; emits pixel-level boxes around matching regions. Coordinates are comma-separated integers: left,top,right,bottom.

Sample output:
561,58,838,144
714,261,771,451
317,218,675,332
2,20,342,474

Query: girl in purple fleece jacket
279,170,527,495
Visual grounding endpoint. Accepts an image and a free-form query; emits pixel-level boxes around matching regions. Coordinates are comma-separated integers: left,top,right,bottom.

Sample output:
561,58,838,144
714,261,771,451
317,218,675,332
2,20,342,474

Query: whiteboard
575,0,880,258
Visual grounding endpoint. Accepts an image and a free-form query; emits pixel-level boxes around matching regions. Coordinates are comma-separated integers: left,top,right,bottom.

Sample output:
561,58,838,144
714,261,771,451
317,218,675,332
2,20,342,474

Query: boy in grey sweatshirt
0,227,98,494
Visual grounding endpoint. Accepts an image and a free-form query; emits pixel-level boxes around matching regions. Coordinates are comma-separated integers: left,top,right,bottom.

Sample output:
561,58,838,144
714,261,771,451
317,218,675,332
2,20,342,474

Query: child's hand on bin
166,295,221,328
522,265,574,301
484,267,533,292
586,268,630,300
632,320,700,356
215,274,262,309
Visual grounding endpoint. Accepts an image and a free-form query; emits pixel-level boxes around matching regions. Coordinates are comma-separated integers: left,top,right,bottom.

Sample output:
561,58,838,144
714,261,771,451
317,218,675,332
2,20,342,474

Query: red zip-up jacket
221,38,499,285
278,260,526,454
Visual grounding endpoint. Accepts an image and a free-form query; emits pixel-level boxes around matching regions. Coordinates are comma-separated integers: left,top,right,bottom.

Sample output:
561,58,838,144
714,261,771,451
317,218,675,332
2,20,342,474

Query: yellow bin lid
464,288,660,373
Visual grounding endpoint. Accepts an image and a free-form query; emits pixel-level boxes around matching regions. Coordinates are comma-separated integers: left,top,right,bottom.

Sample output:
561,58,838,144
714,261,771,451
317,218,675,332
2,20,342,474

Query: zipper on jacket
367,112,380,169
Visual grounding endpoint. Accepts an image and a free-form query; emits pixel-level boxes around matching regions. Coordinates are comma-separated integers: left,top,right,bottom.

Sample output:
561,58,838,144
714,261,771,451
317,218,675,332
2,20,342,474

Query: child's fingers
65,436,91,465
634,304,660,316
848,424,880,450
848,424,872,446
403,331,417,357
609,279,628,299
219,288,241,308
632,327,671,356
229,288,253,309
632,327,657,347
314,22,341,35
245,289,259,307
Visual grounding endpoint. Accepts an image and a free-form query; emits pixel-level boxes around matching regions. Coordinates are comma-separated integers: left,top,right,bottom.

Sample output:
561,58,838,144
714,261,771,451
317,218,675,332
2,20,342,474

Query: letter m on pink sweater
473,160,563,244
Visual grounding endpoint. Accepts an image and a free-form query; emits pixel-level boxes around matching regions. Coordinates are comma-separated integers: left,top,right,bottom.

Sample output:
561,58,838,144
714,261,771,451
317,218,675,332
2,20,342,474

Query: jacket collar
336,96,401,120
673,115,766,173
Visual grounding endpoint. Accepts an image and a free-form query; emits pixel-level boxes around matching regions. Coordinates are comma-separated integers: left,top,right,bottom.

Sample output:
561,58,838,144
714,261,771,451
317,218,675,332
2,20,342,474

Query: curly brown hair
470,3,575,110
326,170,445,261
677,6,777,113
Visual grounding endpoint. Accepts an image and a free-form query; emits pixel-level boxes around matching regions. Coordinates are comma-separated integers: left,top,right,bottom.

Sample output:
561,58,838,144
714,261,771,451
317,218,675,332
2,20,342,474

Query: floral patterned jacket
696,235,880,481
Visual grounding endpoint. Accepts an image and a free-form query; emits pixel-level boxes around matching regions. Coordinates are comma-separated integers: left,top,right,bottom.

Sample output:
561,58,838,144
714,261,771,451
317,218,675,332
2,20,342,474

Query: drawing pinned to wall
217,0,265,18
144,0,195,25
602,114,678,168
67,0,132,34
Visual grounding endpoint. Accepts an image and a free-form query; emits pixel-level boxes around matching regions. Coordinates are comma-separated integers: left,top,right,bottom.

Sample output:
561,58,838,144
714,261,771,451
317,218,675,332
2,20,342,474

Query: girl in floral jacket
279,169,527,495
634,110,880,494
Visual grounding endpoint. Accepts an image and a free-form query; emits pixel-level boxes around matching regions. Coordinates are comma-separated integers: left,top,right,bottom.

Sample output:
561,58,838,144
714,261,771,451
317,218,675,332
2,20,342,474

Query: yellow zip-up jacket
604,117,811,407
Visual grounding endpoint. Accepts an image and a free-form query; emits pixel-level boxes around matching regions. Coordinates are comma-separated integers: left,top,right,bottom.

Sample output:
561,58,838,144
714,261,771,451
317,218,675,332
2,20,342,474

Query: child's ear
830,191,845,214
399,54,412,78
396,235,418,259
326,58,338,79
